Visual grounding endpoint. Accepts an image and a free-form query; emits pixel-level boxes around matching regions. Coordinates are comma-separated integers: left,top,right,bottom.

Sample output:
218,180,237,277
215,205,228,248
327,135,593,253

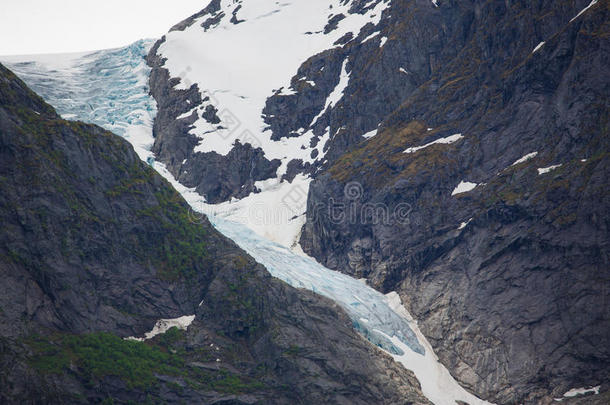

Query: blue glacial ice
1,39,156,141
2,38,424,355
208,214,425,355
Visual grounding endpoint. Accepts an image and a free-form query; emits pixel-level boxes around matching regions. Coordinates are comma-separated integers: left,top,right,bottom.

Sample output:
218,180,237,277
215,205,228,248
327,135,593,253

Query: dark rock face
0,63,431,404
301,1,610,403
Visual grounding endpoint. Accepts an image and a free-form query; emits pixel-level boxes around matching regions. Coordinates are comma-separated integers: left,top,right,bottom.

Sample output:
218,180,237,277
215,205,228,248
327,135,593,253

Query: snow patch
126,315,195,342
159,0,390,173
361,31,380,43
537,164,562,175
322,59,351,117
554,385,601,401
451,181,478,196
532,41,545,53
458,218,473,230
384,292,493,405
570,0,599,22
512,151,538,166
379,36,388,47
362,129,378,139
403,133,463,153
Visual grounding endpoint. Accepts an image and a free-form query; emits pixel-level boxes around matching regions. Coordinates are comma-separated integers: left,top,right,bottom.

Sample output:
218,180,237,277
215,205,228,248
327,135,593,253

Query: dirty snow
126,315,196,341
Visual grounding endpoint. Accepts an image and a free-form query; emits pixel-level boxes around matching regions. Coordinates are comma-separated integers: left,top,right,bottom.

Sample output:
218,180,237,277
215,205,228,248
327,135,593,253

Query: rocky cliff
0,63,431,404
299,1,610,403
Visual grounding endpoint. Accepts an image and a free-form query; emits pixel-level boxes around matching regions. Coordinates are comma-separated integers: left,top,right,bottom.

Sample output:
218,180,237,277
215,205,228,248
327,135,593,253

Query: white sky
0,0,207,56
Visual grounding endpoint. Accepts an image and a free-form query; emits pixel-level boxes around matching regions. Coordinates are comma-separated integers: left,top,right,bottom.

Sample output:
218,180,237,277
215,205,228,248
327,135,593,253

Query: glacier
1,39,157,162
2,39,492,405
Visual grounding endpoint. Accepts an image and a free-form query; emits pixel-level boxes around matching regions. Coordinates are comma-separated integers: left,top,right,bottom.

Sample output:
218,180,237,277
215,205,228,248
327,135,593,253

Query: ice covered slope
0,39,156,161
151,0,397,248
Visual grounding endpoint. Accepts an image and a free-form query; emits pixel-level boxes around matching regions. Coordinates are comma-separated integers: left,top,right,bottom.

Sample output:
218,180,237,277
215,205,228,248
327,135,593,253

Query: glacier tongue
2,37,492,405
1,39,157,162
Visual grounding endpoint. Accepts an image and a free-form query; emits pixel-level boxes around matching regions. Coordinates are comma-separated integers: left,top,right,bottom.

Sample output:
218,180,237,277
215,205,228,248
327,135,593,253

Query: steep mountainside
300,1,610,403
3,40,495,405
0,63,431,404
145,0,609,403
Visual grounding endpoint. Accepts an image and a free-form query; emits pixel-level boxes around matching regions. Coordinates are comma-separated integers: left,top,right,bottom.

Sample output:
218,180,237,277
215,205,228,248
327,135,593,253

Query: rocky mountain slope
145,0,609,403
300,1,610,403
0,63,431,404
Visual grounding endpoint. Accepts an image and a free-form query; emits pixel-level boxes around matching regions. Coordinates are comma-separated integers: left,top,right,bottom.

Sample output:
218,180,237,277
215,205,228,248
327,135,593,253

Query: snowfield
157,0,390,177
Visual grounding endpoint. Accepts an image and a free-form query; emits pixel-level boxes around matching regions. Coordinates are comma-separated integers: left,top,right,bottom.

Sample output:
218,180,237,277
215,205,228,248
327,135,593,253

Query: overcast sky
0,0,206,55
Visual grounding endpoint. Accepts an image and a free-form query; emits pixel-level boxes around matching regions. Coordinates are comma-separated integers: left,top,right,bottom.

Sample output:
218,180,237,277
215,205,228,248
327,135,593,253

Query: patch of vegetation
25,330,266,395
156,326,185,349
105,162,153,197
27,332,184,389
283,345,303,357
26,337,71,374
149,186,207,281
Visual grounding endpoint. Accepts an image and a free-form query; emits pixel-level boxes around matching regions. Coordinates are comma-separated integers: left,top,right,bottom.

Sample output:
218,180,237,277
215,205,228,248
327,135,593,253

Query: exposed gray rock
147,36,283,204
